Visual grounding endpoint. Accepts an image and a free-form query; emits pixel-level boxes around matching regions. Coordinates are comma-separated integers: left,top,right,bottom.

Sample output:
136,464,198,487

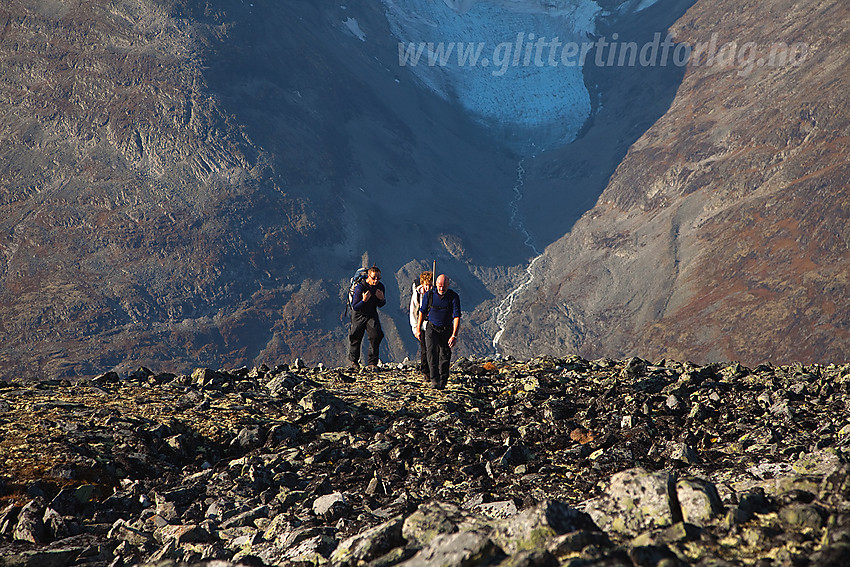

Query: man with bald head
415,273,461,389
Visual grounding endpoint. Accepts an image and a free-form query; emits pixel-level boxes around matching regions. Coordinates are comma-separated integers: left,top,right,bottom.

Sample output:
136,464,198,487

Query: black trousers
418,326,429,377
425,323,452,385
349,312,383,365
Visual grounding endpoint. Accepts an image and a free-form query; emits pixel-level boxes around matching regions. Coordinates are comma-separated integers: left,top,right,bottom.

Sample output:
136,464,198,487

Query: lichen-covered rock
793,449,846,476
402,501,467,546
676,478,723,526
490,500,595,555
584,468,679,536
399,531,501,567
152,523,212,545
12,499,46,544
107,519,153,547
330,515,405,566
3,357,850,565
779,503,825,531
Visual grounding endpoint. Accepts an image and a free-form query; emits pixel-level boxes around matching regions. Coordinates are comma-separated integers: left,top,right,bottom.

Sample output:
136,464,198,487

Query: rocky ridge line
1,357,850,565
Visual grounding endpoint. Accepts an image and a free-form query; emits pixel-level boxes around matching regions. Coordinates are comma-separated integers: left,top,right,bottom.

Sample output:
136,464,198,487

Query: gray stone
12,499,46,543
330,515,404,566
230,426,263,452
107,519,153,546
0,548,82,567
669,442,700,464
313,492,348,517
473,500,519,520
793,448,845,476
399,531,500,567
584,468,679,536
0,503,20,537
402,501,466,546
491,501,593,555
153,523,213,545
665,394,683,411
42,507,75,540
675,479,723,526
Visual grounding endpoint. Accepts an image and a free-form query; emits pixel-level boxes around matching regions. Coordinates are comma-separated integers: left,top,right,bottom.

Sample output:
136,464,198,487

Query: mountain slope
0,0,532,378
500,0,850,365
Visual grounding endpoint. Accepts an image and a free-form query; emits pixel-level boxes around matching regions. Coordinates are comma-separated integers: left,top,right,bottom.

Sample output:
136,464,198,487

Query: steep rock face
501,0,850,365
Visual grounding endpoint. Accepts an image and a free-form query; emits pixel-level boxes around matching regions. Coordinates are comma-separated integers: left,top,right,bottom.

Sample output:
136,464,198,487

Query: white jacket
409,282,429,335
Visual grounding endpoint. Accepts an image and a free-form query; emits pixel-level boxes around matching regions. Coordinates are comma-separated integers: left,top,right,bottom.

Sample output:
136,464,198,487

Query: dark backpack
343,267,369,317
422,287,434,319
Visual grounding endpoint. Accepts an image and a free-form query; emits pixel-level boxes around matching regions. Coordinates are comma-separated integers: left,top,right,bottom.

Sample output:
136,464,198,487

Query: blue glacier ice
382,0,606,151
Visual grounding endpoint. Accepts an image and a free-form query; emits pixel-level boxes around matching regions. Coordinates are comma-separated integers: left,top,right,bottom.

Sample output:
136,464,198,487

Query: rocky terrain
503,0,850,365
2,356,850,565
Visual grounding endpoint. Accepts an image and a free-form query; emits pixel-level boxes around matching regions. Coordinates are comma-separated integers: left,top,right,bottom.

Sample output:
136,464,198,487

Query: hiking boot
431,378,446,390
366,364,379,372
349,361,360,370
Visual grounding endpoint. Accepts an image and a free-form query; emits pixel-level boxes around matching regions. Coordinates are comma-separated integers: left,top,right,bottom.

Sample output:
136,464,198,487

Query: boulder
584,468,680,536
12,499,46,543
402,501,467,546
399,531,501,567
330,515,405,566
491,500,596,555
675,478,723,526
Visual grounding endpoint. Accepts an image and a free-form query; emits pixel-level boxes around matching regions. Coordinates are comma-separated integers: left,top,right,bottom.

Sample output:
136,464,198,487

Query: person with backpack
415,273,461,389
408,271,433,380
348,266,386,370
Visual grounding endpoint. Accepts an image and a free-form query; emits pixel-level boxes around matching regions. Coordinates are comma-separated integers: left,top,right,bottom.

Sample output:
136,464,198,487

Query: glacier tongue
384,0,602,151
442,0,601,18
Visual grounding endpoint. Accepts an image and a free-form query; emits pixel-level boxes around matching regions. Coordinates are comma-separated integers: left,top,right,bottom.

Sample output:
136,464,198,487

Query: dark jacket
351,281,386,316
420,288,461,328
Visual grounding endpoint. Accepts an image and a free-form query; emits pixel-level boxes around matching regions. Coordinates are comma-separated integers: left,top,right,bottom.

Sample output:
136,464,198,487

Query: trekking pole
432,260,436,280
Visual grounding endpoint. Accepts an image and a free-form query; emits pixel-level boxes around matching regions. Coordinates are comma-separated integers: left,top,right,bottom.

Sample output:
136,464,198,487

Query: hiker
408,271,433,380
348,266,386,370
415,273,461,389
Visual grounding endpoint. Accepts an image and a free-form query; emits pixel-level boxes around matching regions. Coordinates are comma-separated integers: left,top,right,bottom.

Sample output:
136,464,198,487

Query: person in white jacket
408,271,433,379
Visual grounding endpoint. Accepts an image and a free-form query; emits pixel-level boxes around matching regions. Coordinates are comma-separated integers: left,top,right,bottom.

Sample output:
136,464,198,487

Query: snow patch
343,17,366,41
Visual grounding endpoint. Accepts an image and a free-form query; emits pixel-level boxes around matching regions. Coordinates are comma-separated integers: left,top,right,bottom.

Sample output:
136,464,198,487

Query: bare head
435,274,448,294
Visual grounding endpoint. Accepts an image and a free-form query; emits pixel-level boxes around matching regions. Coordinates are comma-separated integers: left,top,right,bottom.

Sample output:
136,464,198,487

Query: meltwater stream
493,159,542,354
